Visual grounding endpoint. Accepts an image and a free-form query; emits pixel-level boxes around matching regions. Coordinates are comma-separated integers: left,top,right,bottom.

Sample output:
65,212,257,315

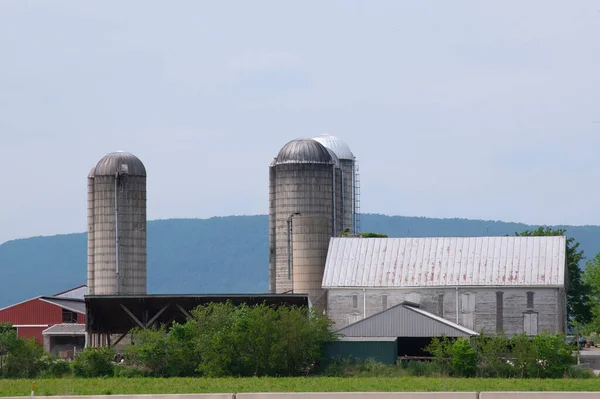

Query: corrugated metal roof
337,336,398,342
39,298,86,314
335,303,477,337
94,151,146,176
42,324,86,335
323,236,566,288
274,139,335,165
312,134,355,160
54,285,88,299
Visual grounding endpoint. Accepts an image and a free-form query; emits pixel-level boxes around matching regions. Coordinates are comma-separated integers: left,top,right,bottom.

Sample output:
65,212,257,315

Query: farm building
324,301,477,364
323,236,568,336
0,285,87,357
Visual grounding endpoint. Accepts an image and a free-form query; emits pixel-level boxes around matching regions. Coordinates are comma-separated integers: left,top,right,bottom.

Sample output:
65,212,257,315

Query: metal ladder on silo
354,160,361,234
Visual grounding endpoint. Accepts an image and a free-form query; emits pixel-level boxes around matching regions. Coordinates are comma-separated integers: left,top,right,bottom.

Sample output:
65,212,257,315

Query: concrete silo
292,215,331,310
87,151,147,295
269,139,340,300
312,134,360,234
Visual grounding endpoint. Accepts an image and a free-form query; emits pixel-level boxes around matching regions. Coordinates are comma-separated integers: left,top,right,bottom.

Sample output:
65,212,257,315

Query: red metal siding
0,298,86,346
0,298,62,325
15,327,47,346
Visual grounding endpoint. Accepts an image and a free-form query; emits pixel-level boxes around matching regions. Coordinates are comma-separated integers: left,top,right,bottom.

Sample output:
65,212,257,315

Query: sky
0,1,599,244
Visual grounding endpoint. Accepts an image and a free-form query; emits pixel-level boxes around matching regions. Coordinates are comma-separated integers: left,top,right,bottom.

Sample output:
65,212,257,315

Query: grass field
0,377,599,396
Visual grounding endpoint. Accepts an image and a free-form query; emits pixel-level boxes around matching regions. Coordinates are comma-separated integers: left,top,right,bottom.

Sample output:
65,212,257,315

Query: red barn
0,285,87,355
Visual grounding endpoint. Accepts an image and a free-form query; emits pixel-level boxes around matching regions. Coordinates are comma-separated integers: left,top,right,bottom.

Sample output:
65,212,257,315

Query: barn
323,236,567,336
0,285,87,356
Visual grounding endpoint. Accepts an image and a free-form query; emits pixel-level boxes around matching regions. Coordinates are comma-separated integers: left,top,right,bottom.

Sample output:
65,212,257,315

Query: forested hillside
1,214,599,308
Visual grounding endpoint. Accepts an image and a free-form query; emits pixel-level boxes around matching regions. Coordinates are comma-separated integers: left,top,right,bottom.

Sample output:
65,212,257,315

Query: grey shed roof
312,134,354,160
323,236,567,288
93,151,146,176
274,139,335,165
337,336,398,342
39,297,86,314
42,324,86,335
335,303,477,338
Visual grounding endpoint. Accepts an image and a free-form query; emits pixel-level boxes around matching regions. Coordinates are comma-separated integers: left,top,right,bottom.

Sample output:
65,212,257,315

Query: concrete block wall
327,286,565,335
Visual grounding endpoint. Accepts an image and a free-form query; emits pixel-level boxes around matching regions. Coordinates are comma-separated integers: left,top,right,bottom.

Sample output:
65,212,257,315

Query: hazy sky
1,1,599,244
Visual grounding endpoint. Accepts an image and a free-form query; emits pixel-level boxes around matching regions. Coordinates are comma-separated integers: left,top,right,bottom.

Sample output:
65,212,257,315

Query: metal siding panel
517,238,528,285
492,237,501,285
332,238,343,286
542,237,552,285
418,237,430,286
408,238,419,286
530,238,541,285
375,239,388,286
505,236,515,284
445,237,455,285
431,237,443,286
557,237,566,285
415,238,426,286
364,239,377,286
17,327,46,346
0,299,61,325
380,237,393,286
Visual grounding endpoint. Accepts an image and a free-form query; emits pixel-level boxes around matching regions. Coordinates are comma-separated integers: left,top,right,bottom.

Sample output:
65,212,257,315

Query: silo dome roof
312,134,354,160
275,139,335,165
93,151,147,176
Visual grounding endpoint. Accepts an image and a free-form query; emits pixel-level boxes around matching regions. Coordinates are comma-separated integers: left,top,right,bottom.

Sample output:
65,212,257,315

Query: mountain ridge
1,213,599,308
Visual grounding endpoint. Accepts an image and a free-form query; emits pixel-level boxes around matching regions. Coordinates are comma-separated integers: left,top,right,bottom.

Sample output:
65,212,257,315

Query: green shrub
404,360,439,377
45,359,73,378
2,337,46,378
450,338,477,377
472,331,512,378
113,364,146,378
425,335,453,375
72,347,114,377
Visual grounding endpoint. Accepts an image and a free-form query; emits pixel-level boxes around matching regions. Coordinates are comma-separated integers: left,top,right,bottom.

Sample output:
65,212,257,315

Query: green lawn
0,377,599,396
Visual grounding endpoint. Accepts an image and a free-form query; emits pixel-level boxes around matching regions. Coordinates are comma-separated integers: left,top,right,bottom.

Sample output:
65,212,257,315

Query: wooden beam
111,332,128,347
120,304,145,328
176,304,193,320
145,305,169,328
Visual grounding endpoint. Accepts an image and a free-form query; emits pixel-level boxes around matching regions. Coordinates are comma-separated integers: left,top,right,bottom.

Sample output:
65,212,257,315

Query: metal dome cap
312,134,354,160
93,151,147,176
274,138,335,165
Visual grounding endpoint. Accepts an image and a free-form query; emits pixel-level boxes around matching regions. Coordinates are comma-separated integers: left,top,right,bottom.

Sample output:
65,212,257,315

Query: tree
515,227,592,326
190,302,337,377
582,252,600,333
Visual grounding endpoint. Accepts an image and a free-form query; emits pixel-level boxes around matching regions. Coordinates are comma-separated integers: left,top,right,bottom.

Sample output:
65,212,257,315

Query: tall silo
292,216,331,310
87,151,147,295
269,139,339,295
312,134,360,234
87,168,96,295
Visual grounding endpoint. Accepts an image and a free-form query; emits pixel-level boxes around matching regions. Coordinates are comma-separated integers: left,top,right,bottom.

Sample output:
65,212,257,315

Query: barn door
461,292,475,330
523,312,538,336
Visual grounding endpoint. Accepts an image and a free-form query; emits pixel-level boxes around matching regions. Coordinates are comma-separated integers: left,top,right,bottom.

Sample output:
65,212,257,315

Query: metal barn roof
312,134,355,160
274,138,335,165
40,297,86,314
337,336,398,342
336,303,477,337
94,151,146,176
323,236,567,288
54,285,87,300
42,324,86,335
